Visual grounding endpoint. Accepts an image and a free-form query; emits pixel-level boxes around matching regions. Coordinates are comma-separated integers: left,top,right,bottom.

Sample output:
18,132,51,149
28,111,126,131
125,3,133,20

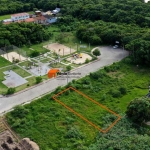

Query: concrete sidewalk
0,46,129,114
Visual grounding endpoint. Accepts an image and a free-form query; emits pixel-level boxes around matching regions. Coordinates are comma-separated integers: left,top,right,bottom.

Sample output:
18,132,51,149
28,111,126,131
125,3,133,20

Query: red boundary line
53,87,121,133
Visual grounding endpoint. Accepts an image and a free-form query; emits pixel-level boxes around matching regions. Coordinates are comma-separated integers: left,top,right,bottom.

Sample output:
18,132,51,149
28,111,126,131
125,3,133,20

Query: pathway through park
0,46,129,115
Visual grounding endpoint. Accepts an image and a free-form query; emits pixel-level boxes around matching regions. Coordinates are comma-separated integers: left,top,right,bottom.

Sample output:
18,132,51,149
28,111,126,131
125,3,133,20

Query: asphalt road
0,46,129,115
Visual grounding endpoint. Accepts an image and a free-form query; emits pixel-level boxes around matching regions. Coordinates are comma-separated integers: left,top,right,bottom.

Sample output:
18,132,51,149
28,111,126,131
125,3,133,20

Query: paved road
0,47,129,115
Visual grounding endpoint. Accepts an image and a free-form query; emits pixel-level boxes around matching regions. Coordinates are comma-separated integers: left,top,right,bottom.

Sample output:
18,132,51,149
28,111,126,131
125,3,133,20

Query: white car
113,45,119,49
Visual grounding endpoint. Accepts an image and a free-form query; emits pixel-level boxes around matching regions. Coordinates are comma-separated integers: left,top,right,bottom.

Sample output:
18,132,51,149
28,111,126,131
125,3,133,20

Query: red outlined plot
53,87,121,133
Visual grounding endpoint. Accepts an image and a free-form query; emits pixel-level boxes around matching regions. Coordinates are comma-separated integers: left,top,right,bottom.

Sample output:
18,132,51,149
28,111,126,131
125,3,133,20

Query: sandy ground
1,52,26,62
67,53,92,64
43,43,76,56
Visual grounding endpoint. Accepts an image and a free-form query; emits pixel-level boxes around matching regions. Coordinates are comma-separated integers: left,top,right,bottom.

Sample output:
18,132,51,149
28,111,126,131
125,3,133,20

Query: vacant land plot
43,43,76,56
53,87,120,132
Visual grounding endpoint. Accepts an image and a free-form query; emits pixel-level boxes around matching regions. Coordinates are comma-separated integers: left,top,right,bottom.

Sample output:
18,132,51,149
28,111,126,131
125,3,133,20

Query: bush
6,88,16,95
124,57,132,64
11,105,29,118
36,76,42,84
109,89,121,98
119,86,127,95
93,49,101,56
104,66,111,72
85,58,90,63
66,65,71,71
30,50,39,57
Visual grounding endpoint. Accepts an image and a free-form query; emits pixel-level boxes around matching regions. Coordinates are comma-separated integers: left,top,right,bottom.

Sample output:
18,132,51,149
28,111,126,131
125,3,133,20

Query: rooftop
25,18,35,23
11,12,29,17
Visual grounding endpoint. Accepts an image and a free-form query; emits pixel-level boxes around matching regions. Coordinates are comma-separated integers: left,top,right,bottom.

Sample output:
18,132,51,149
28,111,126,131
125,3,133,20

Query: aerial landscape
0,0,150,149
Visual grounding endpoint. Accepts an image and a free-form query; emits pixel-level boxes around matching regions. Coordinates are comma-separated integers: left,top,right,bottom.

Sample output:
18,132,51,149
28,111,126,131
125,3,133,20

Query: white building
11,13,29,21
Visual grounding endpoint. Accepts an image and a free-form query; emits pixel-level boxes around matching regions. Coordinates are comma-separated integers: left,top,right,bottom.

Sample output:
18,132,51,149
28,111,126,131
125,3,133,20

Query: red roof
34,16,46,21
11,12,29,17
25,18,35,22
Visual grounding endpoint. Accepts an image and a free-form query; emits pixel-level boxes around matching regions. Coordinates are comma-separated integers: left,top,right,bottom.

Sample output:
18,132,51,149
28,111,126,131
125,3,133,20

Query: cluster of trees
0,23,51,47
0,0,35,15
76,20,150,65
1,0,150,27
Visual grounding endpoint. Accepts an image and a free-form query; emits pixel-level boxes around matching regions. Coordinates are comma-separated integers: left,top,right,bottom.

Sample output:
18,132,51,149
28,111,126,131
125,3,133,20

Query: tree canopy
0,23,51,47
126,97,150,123
1,0,150,27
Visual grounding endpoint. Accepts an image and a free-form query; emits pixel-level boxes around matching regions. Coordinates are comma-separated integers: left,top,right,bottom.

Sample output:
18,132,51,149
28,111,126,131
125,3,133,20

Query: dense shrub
109,89,121,98
6,88,16,95
10,105,29,119
85,58,90,63
119,86,127,95
66,65,72,71
36,76,42,84
65,127,84,139
93,49,101,56
124,57,132,64
30,50,40,57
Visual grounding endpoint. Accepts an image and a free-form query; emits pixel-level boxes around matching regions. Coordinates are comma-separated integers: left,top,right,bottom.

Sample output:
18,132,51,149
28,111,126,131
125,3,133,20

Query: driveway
0,46,129,114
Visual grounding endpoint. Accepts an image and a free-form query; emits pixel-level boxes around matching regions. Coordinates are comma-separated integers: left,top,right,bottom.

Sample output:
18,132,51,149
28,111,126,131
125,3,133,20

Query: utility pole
67,72,69,84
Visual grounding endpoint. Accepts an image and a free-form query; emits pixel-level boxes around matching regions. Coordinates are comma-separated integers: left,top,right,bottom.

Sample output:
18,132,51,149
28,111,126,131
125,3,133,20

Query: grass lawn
0,56,11,68
18,61,33,67
12,65,31,78
22,44,50,57
50,63,67,71
15,76,36,92
6,59,150,149
0,11,34,20
0,14,10,20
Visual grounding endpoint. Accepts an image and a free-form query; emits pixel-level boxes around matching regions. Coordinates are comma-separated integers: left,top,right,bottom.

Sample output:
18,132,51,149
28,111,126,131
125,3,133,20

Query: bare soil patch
67,53,92,64
43,43,76,56
1,52,26,62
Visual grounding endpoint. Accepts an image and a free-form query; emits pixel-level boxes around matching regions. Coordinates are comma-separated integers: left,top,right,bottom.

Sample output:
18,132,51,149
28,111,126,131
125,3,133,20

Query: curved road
0,46,129,115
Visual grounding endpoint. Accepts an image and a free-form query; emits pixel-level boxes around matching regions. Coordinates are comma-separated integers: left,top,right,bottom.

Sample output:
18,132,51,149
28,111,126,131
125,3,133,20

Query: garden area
6,59,150,149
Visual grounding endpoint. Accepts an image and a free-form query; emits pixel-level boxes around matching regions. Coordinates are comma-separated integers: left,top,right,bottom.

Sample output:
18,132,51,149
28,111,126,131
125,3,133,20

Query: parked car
113,45,119,49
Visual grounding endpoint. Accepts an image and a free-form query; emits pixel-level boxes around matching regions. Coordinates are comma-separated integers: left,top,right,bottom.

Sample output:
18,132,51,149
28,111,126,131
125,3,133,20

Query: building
34,16,47,24
11,12,29,21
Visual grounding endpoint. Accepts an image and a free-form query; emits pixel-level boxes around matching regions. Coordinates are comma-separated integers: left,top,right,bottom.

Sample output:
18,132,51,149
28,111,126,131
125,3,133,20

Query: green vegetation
11,65,31,78
6,87,15,95
0,56,11,68
66,65,71,71
50,63,67,72
0,14,10,20
57,89,118,130
35,76,42,84
126,97,150,123
0,23,51,47
6,60,150,149
93,49,100,56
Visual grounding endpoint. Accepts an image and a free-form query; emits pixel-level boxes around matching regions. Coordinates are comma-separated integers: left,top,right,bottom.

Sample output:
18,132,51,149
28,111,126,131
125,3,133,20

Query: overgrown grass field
55,88,118,131
6,59,150,149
